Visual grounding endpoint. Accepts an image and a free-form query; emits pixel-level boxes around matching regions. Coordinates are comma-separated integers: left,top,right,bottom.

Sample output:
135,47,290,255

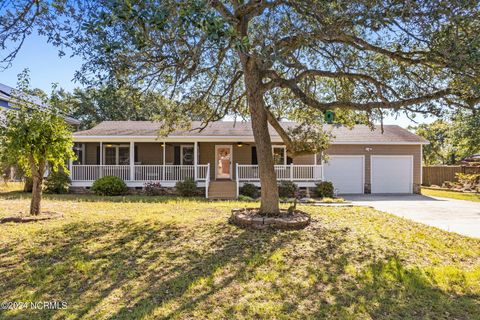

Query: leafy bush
92,176,127,196
455,173,480,189
238,195,255,202
144,181,163,196
175,178,197,197
278,181,298,198
239,183,259,198
44,171,71,194
316,181,334,198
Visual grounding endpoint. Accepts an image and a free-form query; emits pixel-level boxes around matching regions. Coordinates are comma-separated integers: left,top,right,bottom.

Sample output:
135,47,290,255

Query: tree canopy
1,0,479,214
55,85,171,129
0,73,75,215
413,110,480,165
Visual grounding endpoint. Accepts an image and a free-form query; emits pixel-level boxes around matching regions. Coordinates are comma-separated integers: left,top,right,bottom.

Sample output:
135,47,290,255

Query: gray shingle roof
73,121,428,144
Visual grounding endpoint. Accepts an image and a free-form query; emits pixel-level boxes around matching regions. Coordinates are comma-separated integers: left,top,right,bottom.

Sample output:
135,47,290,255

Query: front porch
69,140,324,198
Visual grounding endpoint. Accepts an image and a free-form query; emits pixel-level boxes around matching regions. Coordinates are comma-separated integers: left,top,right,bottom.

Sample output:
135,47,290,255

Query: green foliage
44,171,71,194
64,85,171,129
316,181,335,198
278,181,298,198
91,176,127,196
455,173,480,190
413,111,480,165
0,71,75,177
237,195,255,202
175,178,197,197
239,183,259,198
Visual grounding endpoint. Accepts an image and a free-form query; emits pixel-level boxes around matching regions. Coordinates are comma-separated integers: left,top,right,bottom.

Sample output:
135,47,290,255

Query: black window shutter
96,146,100,165
174,146,181,165
251,146,258,165
287,156,293,165
134,146,138,163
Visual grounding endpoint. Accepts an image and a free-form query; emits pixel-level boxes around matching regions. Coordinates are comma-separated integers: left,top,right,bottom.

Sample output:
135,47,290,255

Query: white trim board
73,135,428,145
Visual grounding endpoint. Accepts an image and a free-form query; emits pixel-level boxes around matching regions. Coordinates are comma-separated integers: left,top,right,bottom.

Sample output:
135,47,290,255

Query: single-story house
71,121,428,198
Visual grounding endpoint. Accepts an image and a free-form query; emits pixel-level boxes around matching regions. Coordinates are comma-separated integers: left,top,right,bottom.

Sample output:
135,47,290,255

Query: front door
215,145,232,179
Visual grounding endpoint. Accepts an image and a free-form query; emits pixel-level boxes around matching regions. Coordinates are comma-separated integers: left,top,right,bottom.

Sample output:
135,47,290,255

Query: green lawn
422,188,480,203
1,185,479,319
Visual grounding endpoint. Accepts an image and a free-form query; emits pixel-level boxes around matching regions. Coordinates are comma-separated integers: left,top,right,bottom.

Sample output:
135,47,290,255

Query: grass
422,188,480,203
0,183,479,319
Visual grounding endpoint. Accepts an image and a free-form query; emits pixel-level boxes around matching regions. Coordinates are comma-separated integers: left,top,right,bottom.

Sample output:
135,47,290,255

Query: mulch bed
229,207,311,230
0,211,63,224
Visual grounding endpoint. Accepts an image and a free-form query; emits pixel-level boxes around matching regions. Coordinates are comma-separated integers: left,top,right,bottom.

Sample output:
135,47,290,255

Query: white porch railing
71,165,130,181
134,165,209,181
237,164,323,181
71,164,210,182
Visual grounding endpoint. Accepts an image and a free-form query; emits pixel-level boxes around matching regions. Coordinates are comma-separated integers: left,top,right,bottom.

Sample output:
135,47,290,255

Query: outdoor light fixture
365,147,373,152
237,142,243,147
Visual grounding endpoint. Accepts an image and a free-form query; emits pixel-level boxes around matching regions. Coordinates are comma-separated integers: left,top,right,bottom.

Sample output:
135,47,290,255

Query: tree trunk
29,157,45,216
243,60,280,215
30,174,43,215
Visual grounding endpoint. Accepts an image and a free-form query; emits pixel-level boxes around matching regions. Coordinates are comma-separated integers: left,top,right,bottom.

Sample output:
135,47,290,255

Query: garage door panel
371,156,413,193
323,156,364,194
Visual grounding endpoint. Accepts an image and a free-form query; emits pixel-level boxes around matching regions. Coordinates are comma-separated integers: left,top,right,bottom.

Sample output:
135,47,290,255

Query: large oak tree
1,0,479,215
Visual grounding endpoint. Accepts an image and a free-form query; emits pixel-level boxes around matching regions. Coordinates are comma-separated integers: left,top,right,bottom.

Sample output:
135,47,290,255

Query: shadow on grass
0,217,478,319
0,191,209,203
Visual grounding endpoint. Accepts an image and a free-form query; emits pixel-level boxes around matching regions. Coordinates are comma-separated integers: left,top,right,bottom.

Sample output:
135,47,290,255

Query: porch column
130,141,135,181
162,141,166,181
68,158,72,179
99,141,103,178
194,141,198,181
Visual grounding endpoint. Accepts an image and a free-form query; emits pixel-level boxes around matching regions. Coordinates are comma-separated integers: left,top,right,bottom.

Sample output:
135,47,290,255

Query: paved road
344,194,480,238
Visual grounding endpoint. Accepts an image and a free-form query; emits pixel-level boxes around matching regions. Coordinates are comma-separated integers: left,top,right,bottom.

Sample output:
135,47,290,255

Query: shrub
44,171,71,194
239,183,259,198
144,181,163,196
92,176,127,196
278,181,298,198
316,181,334,198
455,173,480,189
175,177,197,197
238,195,255,202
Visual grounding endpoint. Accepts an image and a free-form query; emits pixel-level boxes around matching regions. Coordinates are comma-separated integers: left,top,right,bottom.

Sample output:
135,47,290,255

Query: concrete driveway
344,194,480,238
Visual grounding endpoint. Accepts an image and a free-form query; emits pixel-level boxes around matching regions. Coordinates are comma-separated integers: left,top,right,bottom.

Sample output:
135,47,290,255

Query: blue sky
0,34,436,128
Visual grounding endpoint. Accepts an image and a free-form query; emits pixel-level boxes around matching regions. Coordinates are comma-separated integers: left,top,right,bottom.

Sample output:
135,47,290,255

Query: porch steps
208,181,237,199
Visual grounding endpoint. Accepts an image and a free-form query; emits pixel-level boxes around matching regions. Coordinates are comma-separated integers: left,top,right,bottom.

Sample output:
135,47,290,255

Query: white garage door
371,156,413,193
323,156,364,194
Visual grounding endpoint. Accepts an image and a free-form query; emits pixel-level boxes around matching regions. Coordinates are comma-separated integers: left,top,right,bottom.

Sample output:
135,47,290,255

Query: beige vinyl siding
198,142,252,180
323,144,422,186
292,154,315,165
136,143,163,165
85,142,99,165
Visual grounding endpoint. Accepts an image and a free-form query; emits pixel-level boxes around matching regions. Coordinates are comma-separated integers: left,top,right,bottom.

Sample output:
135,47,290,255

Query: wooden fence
423,166,480,186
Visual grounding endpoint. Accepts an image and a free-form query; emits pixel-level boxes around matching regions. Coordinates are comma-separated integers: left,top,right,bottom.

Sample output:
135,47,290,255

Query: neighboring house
0,82,80,127
1,82,80,181
71,121,428,198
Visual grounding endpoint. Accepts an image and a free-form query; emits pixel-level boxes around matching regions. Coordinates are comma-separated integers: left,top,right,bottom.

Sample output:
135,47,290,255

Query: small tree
0,76,75,215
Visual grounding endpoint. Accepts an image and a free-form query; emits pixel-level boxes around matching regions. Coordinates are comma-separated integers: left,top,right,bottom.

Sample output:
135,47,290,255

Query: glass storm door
215,145,232,179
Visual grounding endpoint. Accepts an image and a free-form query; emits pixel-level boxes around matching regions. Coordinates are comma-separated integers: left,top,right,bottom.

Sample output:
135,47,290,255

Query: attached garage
371,155,413,193
323,155,364,194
